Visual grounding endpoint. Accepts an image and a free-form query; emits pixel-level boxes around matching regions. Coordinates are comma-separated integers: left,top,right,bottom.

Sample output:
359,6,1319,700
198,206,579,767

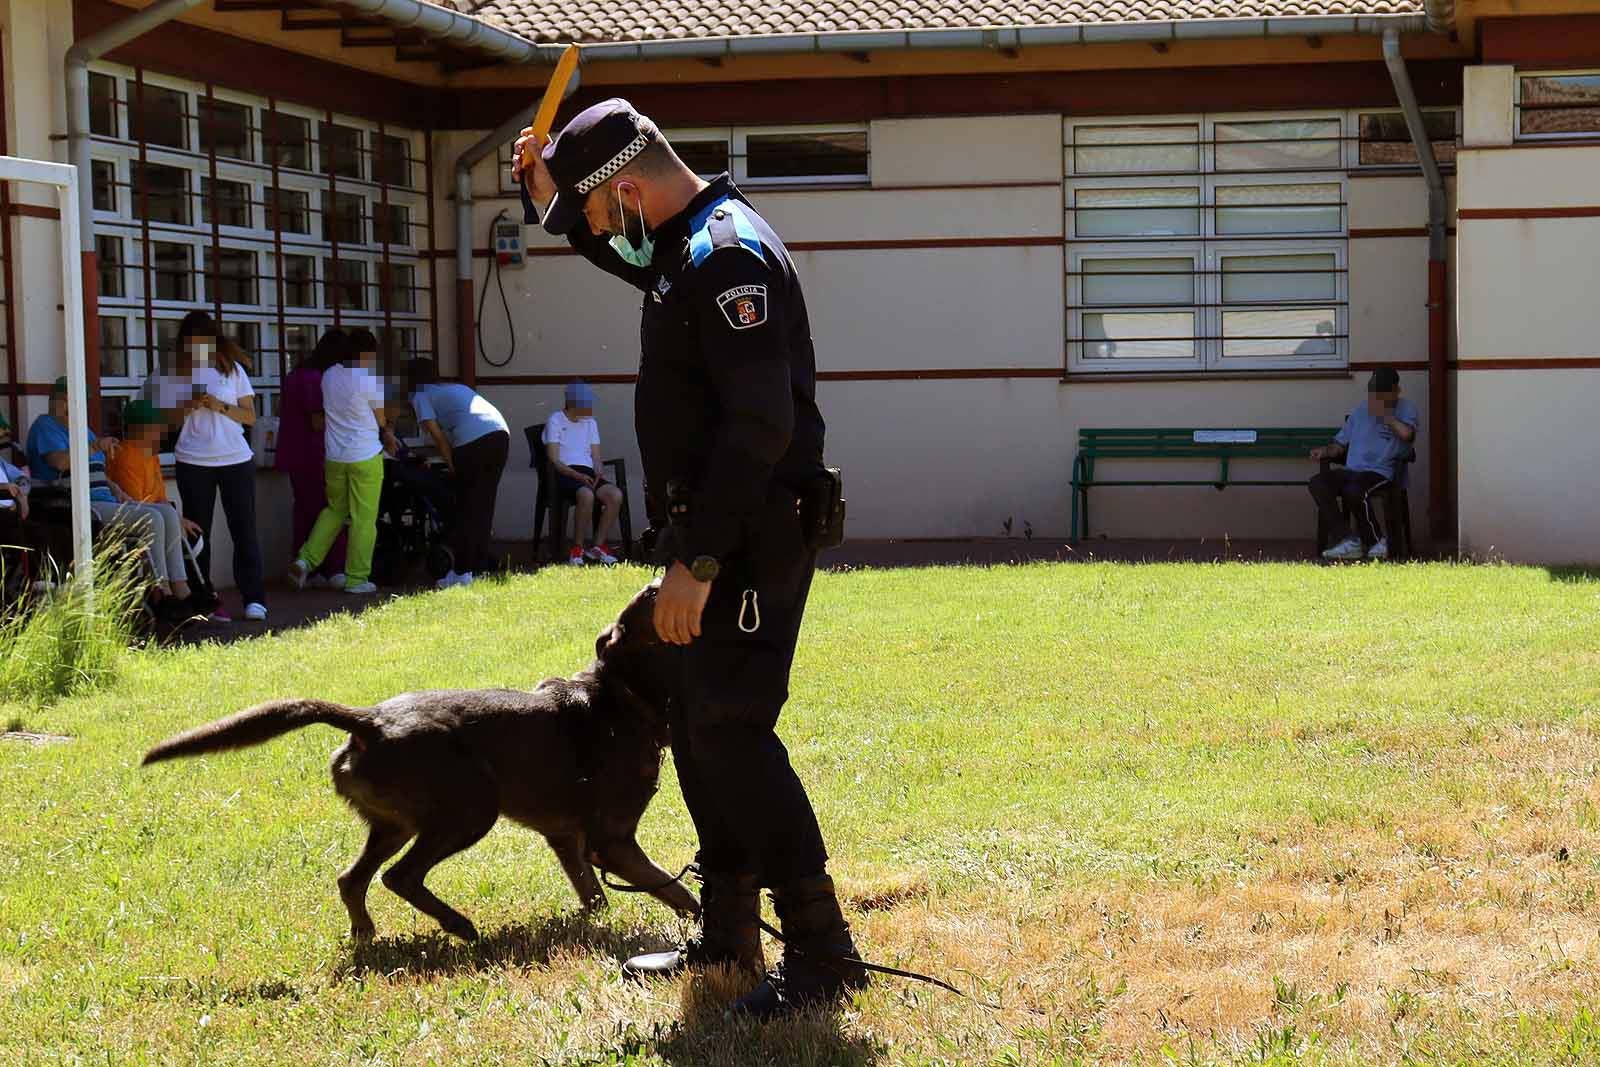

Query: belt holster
799,468,846,551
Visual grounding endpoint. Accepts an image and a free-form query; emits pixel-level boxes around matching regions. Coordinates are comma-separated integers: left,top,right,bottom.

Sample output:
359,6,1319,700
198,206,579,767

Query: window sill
1061,369,1353,384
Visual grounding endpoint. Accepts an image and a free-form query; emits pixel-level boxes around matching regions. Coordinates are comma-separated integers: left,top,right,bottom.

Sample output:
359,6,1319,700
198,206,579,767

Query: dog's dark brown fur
143,584,698,941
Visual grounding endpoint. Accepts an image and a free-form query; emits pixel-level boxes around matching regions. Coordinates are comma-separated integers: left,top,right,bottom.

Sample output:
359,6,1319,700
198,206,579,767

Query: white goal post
1,156,92,588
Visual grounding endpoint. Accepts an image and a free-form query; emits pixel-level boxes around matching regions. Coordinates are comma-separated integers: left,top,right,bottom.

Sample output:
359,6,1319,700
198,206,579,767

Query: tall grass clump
0,544,146,705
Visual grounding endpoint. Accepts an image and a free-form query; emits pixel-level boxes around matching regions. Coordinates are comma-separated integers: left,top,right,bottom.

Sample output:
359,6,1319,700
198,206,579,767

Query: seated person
107,399,205,618
27,379,192,614
1308,366,1418,561
0,438,45,597
542,381,623,565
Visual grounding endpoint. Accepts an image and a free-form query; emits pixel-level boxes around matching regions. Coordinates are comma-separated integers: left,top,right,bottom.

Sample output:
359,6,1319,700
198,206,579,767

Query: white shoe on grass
343,580,377,595
1321,536,1364,561
328,573,347,590
1366,538,1389,560
435,570,459,590
287,558,310,590
585,543,619,565
243,602,268,622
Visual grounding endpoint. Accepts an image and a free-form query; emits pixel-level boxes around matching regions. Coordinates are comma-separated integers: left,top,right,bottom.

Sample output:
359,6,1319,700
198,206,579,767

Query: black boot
622,870,763,981
732,874,867,1020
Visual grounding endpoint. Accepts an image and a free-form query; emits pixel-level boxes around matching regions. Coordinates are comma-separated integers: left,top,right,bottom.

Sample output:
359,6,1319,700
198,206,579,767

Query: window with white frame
1065,114,1350,373
88,64,433,432
1516,71,1600,139
500,122,870,193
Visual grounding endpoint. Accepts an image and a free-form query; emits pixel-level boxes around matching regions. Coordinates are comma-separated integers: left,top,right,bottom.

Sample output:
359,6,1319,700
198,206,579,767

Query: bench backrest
1077,427,1338,459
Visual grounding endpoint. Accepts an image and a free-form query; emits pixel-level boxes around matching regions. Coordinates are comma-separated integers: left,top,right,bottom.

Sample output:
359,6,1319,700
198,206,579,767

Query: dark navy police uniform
561,175,831,886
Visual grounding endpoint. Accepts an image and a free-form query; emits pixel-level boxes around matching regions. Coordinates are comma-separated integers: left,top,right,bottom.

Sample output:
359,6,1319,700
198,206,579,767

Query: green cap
122,398,163,426
52,375,68,395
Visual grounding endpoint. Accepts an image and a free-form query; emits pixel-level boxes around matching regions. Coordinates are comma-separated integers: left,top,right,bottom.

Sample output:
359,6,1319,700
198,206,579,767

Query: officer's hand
655,561,710,645
512,129,557,207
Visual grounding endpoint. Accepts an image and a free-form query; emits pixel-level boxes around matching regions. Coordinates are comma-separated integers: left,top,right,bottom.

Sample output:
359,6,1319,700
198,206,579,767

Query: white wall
1455,132,1600,562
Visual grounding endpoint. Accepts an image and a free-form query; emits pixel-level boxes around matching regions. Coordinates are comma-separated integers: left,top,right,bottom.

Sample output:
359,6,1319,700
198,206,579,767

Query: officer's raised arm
680,246,794,565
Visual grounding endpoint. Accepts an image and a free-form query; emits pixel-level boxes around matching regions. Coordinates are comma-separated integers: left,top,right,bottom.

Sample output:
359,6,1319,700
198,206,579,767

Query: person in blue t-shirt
1308,366,1418,560
406,358,510,588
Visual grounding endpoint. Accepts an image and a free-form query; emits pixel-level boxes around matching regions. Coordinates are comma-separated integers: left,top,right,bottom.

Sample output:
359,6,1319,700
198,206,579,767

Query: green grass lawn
2,562,1599,1065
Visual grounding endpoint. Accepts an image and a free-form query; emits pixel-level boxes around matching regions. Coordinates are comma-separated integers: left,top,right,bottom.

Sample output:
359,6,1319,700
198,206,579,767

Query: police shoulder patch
715,284,768,330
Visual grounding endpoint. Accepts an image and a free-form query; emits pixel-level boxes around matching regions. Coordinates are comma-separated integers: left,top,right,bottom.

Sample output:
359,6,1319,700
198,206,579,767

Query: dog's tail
142,699,380,766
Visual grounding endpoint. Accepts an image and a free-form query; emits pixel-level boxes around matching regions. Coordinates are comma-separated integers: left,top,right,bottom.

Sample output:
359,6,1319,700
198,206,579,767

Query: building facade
0,0,1595,575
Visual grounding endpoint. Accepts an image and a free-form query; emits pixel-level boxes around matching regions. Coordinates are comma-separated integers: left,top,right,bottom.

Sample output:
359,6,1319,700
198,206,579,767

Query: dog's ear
596,623,624,662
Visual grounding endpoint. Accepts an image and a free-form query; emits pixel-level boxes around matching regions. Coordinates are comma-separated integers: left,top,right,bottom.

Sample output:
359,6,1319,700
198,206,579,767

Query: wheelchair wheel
426,543,455,582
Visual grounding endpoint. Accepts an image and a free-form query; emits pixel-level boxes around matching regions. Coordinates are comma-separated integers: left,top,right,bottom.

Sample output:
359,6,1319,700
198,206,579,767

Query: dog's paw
442,916,480,942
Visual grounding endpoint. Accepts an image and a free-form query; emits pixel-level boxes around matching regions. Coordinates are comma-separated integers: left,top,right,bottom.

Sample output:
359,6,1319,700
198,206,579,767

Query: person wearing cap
406,357,510,586
542,380,622,566
27,380,194,614
516,99,859,1018
1309,366,1418,560
107,398,202,617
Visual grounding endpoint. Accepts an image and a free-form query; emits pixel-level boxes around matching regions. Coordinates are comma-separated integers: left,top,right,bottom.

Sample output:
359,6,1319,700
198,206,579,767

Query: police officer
513,100,863,1019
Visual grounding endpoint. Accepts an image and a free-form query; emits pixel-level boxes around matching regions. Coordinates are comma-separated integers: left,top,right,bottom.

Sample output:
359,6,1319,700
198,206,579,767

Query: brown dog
142,584,699,941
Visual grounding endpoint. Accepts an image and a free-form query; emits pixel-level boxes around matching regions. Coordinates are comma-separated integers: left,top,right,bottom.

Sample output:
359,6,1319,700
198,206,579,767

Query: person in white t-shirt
288,328,399,595
542,381,623,565
169,311,268,623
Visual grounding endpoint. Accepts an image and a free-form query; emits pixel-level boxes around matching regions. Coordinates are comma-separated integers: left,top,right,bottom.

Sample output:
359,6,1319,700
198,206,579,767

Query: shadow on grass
1546,566,1600,584
561,972,887,1067
336,910,667,979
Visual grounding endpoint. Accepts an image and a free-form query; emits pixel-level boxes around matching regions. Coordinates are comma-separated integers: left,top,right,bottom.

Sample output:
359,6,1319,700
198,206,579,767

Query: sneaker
1321,536,1364,561
306,573,330,590
1367,538,1389,560
456,571,474,587
287,558,311,590
327,573,347,591
208,605,233,623
343,580,378,595
585,543,619,565
435,570,459,590
243,602,268,622
568,546,586,566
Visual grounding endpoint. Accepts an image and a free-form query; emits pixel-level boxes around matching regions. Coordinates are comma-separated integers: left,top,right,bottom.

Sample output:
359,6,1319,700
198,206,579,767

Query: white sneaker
1321,536,1364,561
435,570,459,590
287,558,310,590
1367,538,1389,560
328,573,347,591
585,543,619,565
243,602,268,622
456,571,474,586
306,573,330,590
343,580,378,595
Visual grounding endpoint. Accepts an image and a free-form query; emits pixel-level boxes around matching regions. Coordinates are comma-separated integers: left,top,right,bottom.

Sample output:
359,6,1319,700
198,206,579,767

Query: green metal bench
1069,427,1337,541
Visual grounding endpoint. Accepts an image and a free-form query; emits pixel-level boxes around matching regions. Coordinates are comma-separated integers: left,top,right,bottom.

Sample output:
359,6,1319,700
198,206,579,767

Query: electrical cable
478,208,517,369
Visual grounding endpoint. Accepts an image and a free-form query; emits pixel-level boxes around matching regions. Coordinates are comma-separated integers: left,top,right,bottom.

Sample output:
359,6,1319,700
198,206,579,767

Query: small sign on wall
1193,430,1258,444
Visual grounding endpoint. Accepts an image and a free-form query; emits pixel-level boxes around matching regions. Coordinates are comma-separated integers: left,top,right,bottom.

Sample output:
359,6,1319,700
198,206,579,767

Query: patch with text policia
716,284,768,330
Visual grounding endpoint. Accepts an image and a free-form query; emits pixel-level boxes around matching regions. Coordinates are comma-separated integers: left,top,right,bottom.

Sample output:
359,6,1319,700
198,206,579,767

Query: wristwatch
688,555,720,583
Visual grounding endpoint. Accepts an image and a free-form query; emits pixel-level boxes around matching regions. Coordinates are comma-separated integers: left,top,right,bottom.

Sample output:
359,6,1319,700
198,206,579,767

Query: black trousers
1309,468,1391,546
176,459,265,605
451,430,508,573
666,491,829,887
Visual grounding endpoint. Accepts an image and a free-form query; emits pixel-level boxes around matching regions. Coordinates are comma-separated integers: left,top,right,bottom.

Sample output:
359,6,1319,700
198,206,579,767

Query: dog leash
594,862,1000,1009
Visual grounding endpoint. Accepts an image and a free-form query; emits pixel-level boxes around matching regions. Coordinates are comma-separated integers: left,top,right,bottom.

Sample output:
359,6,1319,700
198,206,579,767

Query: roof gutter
574,13,1431,62
330,0,563,63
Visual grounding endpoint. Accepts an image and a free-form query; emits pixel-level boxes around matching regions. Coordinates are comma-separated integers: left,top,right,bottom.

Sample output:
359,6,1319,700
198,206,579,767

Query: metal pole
56,168,93,587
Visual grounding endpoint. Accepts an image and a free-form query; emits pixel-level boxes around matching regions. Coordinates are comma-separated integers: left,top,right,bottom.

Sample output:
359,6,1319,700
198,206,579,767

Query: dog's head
592,581,673,735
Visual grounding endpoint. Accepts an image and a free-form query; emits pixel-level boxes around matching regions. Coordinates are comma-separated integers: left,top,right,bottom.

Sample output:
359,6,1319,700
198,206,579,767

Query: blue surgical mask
608,186,654,269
